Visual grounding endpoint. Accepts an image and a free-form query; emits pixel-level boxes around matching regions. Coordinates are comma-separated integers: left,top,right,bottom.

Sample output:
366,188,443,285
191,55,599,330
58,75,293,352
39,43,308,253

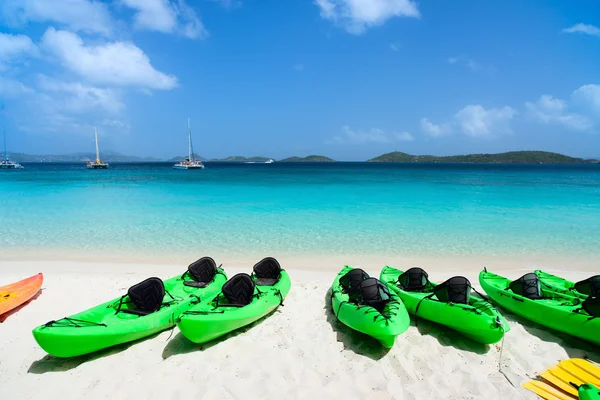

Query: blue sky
0,0,599,160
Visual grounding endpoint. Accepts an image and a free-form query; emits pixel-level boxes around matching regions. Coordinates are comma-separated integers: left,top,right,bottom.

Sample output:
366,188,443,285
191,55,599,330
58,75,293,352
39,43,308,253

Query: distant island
167,153,206,162
367,151,599,164
6,151,598,164
209,156,272,162
279,155,336,162
8,152,162,163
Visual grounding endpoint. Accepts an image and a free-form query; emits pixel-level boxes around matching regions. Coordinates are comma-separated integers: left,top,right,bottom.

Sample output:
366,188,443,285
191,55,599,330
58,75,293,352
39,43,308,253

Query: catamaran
86,128,109,169
1,129,23,169
173,118,204,170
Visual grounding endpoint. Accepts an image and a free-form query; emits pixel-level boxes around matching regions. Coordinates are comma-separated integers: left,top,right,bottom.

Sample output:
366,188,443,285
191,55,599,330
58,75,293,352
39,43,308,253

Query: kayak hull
331,266,410,348
380,266,509,344
580,383,600,400
177,271,291,344
0,273,43,315
479,269,600,346
32,271,227,357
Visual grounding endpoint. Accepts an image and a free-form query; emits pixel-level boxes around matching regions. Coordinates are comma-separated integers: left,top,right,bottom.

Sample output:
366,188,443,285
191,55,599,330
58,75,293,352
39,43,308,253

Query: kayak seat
184,257,217,288
398,267,430,292
253,257,282,286
349,277,391,312
339,268,369,293
509,273,542,300
220,273,255,307
434,276,471,304
574,275,600,297
119,277,165,316
582,296,600,317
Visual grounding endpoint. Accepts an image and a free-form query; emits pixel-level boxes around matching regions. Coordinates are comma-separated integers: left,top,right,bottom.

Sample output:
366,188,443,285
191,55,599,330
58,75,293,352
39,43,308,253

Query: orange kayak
0,273,43,315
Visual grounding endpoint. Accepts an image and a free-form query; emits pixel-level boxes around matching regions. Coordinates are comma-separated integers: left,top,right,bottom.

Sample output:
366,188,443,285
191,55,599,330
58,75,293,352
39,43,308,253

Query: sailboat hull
173,164,204,170
0,163,24,169
86,164,109,169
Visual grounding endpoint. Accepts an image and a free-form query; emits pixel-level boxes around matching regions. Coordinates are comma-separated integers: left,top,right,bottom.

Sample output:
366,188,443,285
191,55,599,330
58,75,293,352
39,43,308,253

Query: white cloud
420,118,452,137
454,105,516,138
563,23,600,38
293,63,305,71
0,77,35,97
525,94,591,131
41,28,178,90
573,84,600,112
332,126,414,144
389,42,401,51
1,0,113,36
448,55,482,72
37,75,124,113
121,0,207,38
0,32,38,62
315,0,420,34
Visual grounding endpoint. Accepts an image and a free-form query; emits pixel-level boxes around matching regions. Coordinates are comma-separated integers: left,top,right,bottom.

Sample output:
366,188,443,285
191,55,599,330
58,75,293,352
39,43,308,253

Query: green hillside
367,151,594,164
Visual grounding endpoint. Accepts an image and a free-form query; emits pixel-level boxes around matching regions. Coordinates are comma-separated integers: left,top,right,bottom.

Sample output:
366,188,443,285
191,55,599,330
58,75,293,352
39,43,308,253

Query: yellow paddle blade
540,370,578,396
544,366,581,396
522,380,577,400
559,359,600,385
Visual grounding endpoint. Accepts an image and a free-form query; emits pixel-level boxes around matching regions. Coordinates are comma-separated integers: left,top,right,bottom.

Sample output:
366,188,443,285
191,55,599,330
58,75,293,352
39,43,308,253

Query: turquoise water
0,162,599,260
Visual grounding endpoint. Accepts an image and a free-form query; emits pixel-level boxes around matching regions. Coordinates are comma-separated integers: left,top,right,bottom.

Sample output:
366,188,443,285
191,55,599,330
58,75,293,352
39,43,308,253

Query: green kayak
535,270,600,300
580,383,600,400
177,257,291,344
479,269,600,346
33,258,227,357
380,266,509,344
330,266,409,348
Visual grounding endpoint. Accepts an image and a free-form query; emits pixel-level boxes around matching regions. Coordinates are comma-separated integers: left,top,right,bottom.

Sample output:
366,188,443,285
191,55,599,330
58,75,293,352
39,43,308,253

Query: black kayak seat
339,268,369,293
221,273,255,307
574,275,600,297
509,273,542,300
398,267,430,292
122,277,165,316
253,257,282,286
349,277,391,311
183,257,217,288
434,276,471,304
582,296,600,317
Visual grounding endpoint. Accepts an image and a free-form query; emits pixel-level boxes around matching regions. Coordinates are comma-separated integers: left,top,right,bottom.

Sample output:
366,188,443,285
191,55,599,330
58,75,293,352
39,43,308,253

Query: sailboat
173,118,204,170
0,129,23,169
86,128,109,169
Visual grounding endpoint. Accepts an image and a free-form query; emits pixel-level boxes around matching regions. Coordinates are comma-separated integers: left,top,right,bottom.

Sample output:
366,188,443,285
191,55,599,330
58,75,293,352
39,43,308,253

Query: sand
1,258,599,399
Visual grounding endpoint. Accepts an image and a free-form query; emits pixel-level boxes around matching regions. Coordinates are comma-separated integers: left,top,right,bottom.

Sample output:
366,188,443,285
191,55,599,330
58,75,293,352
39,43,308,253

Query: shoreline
1,251,599,273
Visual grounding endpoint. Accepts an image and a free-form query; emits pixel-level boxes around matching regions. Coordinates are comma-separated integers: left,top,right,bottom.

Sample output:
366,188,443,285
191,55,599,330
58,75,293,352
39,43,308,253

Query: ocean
1,162,599,261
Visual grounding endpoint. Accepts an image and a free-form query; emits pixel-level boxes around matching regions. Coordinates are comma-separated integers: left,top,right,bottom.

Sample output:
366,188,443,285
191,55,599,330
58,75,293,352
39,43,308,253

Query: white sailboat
173,118,204,170
86,128,109,169
0,129,23,169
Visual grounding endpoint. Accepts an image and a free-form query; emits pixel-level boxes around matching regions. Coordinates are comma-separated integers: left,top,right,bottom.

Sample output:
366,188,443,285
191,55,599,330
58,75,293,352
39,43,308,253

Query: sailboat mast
188,118,194,162
95,127,100,162
3,129,7,161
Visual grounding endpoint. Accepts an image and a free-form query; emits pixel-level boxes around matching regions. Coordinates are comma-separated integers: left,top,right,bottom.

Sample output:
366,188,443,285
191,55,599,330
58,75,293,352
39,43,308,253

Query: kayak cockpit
251,257,283,286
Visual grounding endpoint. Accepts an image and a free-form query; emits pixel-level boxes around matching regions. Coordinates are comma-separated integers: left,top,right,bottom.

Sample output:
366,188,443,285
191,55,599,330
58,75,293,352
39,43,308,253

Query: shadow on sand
411,317,491,355
324,288,391,361
498,308,600,361
0,290,43,323
161,310,279,360
28,331,162,374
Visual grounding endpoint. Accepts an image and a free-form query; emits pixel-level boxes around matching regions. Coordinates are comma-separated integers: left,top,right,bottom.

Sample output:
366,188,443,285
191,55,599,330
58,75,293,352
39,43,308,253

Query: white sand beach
1,257,598,399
